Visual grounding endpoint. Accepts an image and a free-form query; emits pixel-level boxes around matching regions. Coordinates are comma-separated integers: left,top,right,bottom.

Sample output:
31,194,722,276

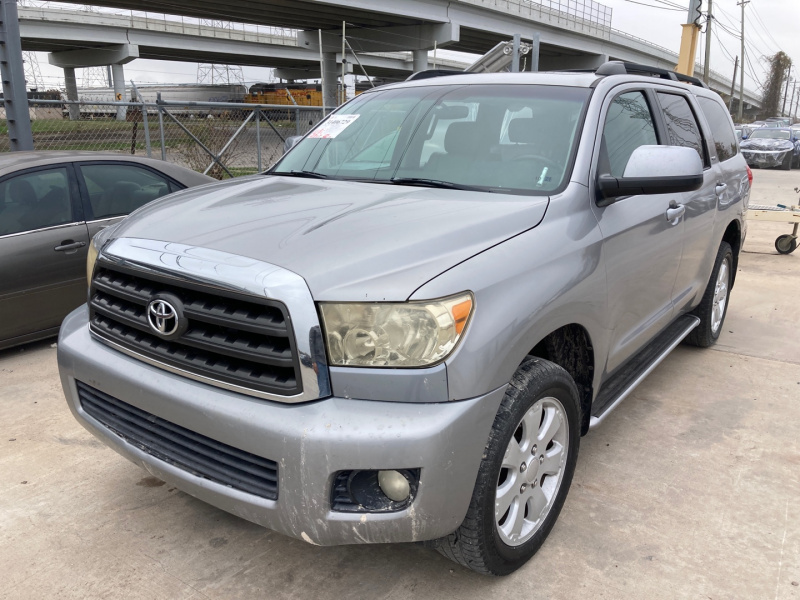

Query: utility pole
789,82,797,121
703,0,712,85
728,55,738,113
676,0,702,76
737,0,749,121
0,0,34,150
781,64,792,116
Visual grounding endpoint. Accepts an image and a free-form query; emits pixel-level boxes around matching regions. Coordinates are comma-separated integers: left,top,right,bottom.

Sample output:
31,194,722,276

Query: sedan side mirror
284,135,303,153
597,145,703,205
741,134,748,140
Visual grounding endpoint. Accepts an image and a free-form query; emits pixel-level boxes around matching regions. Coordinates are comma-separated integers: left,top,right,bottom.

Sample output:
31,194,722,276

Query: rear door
0,164,89,346
653,91,719,314
75,161,185,240
591,87,685,374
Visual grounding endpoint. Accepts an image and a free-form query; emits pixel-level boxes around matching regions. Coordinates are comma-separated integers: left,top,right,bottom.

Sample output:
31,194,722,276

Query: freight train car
73,84,247,116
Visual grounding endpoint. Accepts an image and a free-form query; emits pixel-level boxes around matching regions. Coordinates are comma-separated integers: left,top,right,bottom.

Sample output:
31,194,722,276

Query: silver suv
58,62,749,575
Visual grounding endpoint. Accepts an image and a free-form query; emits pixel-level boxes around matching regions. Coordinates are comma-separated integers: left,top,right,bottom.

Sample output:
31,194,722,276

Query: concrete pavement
1,170,799,599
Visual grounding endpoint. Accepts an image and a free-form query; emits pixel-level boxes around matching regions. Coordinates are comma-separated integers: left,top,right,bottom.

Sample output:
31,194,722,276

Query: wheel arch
525,323,595,436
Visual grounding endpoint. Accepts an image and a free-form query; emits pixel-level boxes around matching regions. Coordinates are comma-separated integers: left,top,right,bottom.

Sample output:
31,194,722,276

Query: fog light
378,470,411,502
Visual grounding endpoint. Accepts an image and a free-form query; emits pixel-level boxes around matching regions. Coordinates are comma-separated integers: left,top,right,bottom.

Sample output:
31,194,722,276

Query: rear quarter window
697,97,738,162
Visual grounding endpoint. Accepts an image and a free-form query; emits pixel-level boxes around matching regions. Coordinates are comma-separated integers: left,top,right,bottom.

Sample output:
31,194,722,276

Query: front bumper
741,149,791,168
58,307,505,545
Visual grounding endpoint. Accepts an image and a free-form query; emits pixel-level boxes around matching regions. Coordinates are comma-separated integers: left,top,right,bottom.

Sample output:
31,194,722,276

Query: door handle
665,201,685,223
54,240,87,252
715,183,728,196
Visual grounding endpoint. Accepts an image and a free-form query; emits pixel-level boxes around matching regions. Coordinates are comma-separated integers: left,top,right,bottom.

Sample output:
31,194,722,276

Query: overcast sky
603,0,799,97
32,0,800,103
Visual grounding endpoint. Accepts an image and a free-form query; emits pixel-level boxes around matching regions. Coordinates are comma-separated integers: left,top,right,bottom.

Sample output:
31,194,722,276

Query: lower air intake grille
77,381,278,500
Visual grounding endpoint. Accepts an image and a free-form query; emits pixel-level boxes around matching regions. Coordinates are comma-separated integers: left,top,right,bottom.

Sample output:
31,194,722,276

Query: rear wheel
432,357,580,575
686,241,733,347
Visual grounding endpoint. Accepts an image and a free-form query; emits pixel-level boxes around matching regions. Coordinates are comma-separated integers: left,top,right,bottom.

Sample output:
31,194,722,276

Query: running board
589,315,700,429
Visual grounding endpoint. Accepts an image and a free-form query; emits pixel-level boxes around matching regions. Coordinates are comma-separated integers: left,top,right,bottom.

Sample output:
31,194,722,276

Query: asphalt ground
1,169,799,599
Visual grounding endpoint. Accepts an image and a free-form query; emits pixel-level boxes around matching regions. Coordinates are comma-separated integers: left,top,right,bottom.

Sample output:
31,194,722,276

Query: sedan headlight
320,293,473,367
86,225,118,285
86,235,100,285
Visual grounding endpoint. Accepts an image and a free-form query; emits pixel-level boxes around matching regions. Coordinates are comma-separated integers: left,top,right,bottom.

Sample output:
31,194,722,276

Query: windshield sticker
308,114,360,139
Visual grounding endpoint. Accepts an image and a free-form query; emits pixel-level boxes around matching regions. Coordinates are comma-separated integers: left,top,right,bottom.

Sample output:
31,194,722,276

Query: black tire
686,241,733,347
431,357,581,576
775,234,798,255
782,154,792,170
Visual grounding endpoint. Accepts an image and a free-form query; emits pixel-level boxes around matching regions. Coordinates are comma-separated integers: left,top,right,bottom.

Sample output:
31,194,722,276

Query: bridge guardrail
9,99,325,178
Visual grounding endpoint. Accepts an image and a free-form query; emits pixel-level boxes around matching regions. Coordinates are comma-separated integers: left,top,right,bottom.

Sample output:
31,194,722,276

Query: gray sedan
0,152,213,350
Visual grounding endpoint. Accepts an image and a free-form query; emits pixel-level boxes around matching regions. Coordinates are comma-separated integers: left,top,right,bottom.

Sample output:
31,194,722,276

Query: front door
591,88,685,374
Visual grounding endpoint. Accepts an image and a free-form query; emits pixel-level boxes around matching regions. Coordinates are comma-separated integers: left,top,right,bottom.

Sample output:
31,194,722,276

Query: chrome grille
89,263,301,397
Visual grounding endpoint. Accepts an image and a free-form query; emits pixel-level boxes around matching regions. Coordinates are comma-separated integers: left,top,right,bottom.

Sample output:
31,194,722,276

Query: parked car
739,127,800,169
734,124,752,141
58,62,749,575
764,117,792,127
0,152,213,350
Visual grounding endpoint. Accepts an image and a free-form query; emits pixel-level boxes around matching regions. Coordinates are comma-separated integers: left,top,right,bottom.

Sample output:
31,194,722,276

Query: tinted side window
697,96,738,162
656,93,707,165
602,91,658,177
80,163,173,219
0,167,74,236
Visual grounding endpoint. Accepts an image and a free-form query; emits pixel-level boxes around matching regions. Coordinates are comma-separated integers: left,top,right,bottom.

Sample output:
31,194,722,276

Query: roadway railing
14,99,325,178
459,0,612,38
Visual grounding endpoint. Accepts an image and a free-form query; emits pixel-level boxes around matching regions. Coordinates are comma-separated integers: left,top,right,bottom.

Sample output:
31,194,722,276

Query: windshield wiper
269,170,329,179
389,177,483,191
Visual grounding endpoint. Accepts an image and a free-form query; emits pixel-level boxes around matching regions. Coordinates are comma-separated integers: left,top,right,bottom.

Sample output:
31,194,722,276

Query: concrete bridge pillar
63,67,80,121
111,63,126,121
412,49,428,73
321,51,339,111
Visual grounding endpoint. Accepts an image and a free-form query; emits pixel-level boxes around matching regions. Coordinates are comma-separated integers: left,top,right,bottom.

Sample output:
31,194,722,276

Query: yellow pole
675,23,701,76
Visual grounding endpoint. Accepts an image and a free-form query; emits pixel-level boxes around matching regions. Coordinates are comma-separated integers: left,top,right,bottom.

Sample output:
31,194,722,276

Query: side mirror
741,134,748,140
597,145,703,205
284,135,303,153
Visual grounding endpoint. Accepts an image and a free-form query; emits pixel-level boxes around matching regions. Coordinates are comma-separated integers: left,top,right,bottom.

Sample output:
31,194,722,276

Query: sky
29,0,800,106
601,0,800,99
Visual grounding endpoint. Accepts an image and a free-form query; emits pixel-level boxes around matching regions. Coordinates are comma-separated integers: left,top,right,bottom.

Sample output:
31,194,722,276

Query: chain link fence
0,99,324,178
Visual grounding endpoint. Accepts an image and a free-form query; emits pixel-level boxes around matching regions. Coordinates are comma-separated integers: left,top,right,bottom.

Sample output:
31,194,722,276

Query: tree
760,51,791,119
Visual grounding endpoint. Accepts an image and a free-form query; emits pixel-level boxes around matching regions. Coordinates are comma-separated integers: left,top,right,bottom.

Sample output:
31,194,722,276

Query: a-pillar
111,63,126,121
63,67,80,121
320,52,338,112
412,49,428,74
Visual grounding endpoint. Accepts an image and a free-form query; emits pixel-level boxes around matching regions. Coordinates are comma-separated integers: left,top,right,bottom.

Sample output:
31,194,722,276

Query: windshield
750,129,791,140
272,84,591,194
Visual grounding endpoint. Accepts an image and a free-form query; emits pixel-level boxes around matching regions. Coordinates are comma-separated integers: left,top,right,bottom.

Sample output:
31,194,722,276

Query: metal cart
747,203,800,254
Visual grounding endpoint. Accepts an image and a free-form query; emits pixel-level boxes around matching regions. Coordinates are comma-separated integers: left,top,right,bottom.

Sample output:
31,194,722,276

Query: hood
111,176,549,301
740,138,794,152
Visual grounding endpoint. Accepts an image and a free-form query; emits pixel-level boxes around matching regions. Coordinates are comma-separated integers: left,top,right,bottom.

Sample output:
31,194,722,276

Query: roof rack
595,60,709,89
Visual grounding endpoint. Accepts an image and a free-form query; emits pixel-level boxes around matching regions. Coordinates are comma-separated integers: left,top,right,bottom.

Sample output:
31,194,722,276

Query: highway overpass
44,0,760,108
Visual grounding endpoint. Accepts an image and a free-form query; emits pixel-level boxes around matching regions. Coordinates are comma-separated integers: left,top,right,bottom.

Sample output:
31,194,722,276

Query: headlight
86,235,100,285
319,293,473,367
86,225,118,285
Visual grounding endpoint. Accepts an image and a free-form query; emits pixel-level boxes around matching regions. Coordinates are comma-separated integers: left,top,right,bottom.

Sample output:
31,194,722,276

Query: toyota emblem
147,298,181,337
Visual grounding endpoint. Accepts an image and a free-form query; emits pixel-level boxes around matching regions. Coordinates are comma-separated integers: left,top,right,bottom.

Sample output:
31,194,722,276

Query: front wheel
432,357,581,575
782,154,792,170
686,241,733,347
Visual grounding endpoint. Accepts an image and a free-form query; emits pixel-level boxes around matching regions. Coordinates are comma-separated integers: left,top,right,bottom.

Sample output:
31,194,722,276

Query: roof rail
405,69,467,81
595,60,709,89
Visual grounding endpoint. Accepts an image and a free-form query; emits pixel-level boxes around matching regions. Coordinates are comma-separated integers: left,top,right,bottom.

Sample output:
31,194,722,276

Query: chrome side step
589,315,700,429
